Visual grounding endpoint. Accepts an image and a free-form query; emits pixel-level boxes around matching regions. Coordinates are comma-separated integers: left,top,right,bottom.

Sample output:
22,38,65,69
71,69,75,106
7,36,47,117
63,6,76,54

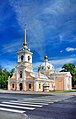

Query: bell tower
16,25,33,91
17,25,33,72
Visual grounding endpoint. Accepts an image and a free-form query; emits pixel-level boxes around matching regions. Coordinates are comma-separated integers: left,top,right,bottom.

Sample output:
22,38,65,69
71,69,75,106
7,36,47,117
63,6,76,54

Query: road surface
0,92,76,119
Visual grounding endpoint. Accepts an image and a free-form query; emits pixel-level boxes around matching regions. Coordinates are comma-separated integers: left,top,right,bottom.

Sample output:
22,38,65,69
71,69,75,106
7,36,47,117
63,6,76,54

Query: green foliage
49,90,76,92
0,66,3,76
61,63,76,86
10,68,15,78
0,66,15,89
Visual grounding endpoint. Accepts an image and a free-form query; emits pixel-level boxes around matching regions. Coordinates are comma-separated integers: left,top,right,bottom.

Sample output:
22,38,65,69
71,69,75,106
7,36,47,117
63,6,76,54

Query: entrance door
29,83,31,90
20,83,23,91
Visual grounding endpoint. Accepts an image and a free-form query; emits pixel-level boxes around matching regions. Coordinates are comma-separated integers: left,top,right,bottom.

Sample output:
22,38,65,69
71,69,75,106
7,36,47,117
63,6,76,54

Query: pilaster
23,70,26,91
16,71,19,90
34,80,38,91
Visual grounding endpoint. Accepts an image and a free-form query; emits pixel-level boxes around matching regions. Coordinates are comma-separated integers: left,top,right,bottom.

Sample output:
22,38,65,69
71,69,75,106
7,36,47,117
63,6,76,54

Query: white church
8,27,72,92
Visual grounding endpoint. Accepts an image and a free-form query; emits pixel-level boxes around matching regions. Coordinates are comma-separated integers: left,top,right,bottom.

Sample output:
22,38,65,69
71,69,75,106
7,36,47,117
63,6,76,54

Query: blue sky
0,0,76,71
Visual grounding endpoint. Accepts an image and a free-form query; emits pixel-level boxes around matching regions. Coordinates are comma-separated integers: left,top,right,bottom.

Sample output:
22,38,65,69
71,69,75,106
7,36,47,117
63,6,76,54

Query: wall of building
64,75,72,90
18,53,32,63
55,77,64,90
26,81,34,91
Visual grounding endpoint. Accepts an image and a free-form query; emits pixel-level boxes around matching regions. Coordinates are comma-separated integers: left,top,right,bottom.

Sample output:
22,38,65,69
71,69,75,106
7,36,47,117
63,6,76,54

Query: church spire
23,24,27,48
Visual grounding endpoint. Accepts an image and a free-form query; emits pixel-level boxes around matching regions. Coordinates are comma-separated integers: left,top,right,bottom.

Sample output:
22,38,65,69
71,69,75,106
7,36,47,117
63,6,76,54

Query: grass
49,89,76,93
64,90,76,92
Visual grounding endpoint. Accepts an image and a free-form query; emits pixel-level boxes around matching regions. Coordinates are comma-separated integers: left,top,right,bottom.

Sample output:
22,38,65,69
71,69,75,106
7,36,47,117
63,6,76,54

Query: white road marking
54,100,59,102
0,104,35,110
0,107,25,113
10,101,49,105
2,102,42,107
48,102,54,103
11,100,51,103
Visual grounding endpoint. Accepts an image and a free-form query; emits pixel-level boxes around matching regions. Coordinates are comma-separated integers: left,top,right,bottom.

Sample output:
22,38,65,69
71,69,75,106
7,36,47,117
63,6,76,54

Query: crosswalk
0,98,62,114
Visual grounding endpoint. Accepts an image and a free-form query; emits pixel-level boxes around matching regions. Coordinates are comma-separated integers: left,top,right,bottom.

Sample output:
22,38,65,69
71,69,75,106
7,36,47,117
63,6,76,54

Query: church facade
8,27,72,92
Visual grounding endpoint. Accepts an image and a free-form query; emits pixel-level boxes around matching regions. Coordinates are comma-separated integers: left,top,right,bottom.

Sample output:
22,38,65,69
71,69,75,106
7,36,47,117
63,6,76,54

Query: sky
0,0,76,71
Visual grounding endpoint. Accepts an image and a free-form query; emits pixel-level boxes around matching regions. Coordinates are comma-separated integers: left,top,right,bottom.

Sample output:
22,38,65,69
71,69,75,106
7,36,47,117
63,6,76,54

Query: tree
60,63,76,86
0,66,15,89
0,66,3,88
0,66,2,76
10,68,15,77
0,68,10,89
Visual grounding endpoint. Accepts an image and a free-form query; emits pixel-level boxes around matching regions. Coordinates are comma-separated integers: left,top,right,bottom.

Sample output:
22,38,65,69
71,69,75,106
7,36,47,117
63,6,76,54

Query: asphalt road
26,96,76,119
0,92,76,119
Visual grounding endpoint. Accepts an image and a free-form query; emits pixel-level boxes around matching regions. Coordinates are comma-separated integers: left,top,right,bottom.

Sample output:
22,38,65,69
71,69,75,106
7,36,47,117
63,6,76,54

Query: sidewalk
0,89,76,96
0,90,53,95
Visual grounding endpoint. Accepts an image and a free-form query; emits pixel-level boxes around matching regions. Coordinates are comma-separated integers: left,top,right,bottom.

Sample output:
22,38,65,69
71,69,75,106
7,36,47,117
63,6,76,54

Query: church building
8,27,72,92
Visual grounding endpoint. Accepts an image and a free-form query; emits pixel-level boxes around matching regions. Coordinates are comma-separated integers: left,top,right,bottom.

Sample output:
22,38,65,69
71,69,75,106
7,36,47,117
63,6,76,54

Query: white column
23,70,26,91
64,76,66,90
41,82,43,91
17,80,19,90
23,80,26,91
70,76,72,90
53,73,56,90
16,70,19,90
34,80,38,91
68,76,72,90
64,75,69,90
8,76,10,90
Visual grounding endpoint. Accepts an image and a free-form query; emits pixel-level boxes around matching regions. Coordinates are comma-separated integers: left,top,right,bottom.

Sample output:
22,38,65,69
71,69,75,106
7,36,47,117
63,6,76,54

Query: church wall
10,82,16,90
49,81,54,91
34,80,38,91
37,81,43,92
26,81,34,91
18,53,32,63
34,80,55,92
17,68,26,80
55,77,64,90
25,53,32,63
64,75,72,90
18,62,32,67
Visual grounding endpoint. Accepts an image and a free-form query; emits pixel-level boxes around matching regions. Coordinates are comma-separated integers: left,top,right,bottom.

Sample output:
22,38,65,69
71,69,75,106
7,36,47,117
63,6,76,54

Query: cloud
65,47,76,52
2,40,22,53
50,57,76,66
60,50,63,53
0,60,16,71
60,47,76,53
8,0,76,55
9,0,46,57
33,57,76,72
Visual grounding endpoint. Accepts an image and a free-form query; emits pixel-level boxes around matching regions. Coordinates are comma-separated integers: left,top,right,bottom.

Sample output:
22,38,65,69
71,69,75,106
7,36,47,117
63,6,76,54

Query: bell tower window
42,66,44,70
20,71,22,78
28,56,30,62
21,55,24,62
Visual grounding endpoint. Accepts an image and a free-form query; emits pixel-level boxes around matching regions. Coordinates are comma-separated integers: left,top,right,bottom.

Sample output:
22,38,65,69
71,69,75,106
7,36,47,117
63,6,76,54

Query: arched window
39,84,41,89
20,71,22,78
12,84,14,88
42,66,44,70
21,55,24,62
28,56,30,62
48,66,50,69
